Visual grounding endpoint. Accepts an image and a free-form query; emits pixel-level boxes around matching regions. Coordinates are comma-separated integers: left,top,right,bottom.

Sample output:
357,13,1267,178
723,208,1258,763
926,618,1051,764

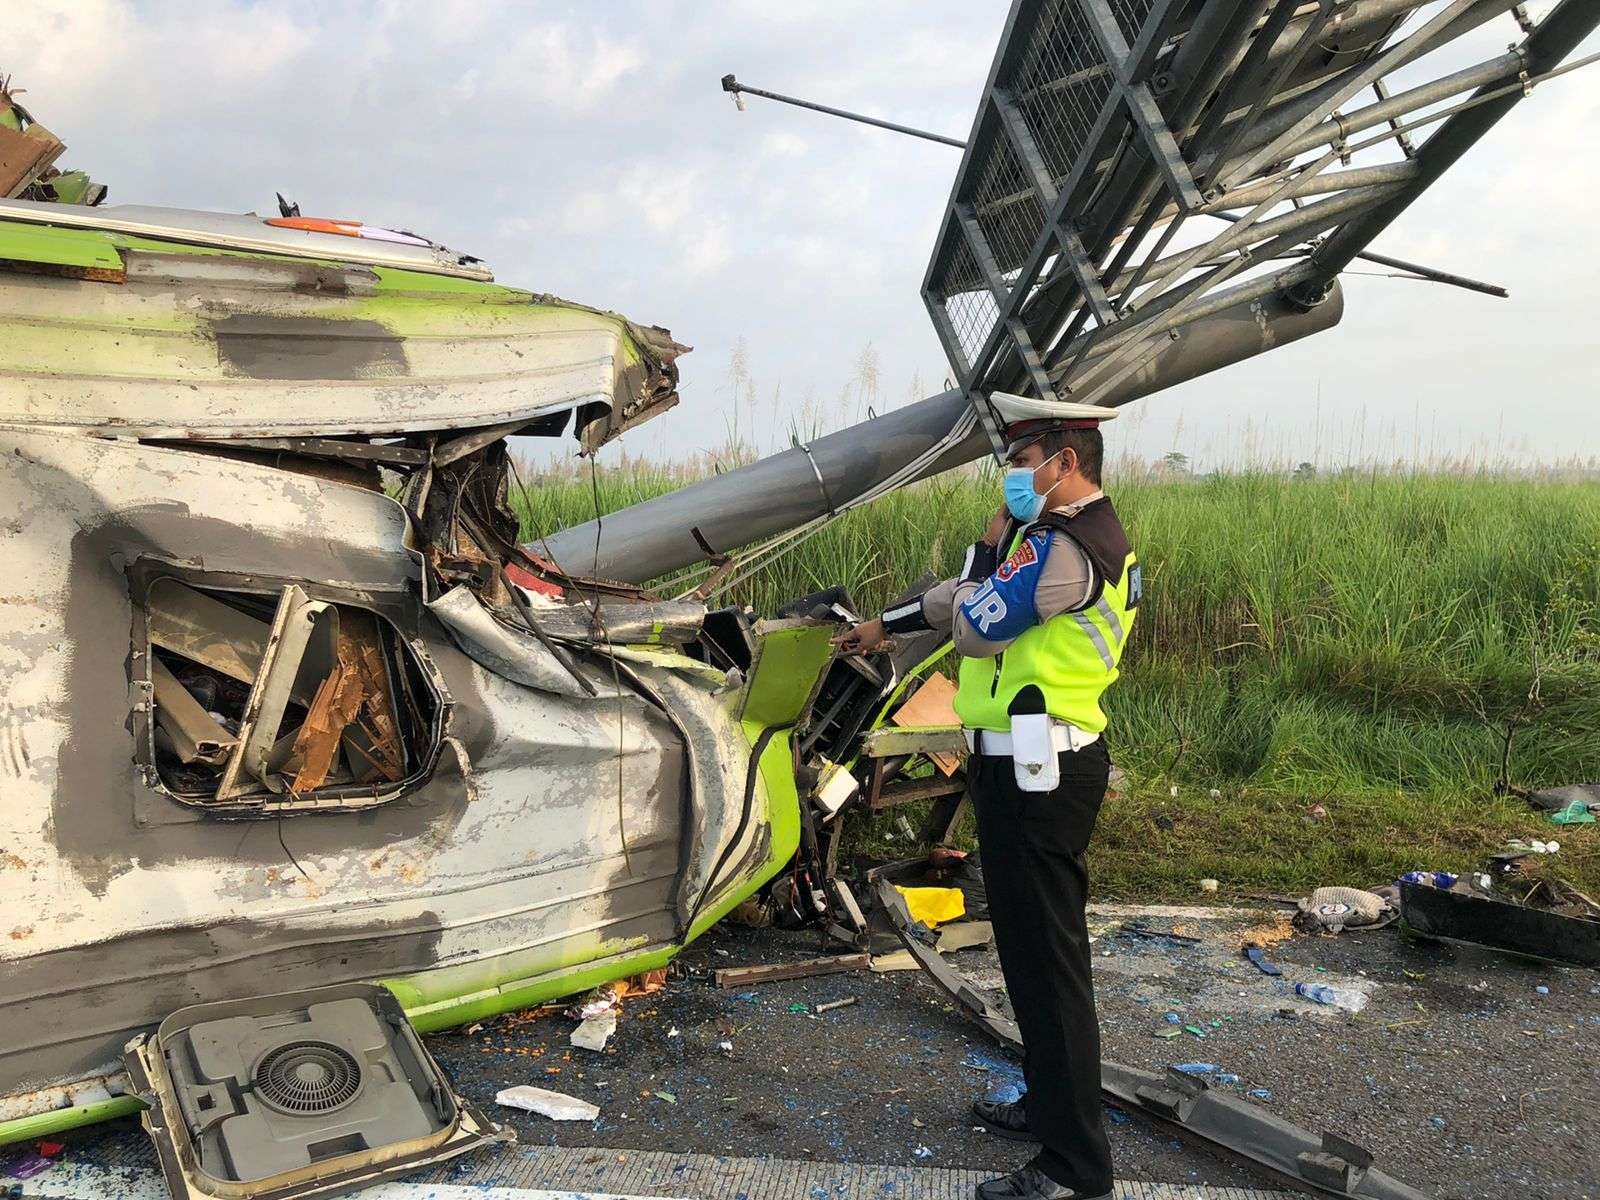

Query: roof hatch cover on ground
124,983,510,1200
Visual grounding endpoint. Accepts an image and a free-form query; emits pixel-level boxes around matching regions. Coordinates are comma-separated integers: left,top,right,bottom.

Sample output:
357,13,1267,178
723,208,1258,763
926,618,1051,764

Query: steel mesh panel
935,238,1000,369
1013,0,1114,187
970,134,1044,277
1110,0,1156,44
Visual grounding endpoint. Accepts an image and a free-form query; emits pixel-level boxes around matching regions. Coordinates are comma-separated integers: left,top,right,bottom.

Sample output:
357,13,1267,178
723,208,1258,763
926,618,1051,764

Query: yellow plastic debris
895,885,966,927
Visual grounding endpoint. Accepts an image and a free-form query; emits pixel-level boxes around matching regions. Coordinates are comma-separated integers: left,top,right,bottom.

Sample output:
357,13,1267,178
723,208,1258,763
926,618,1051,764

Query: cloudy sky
10,1,1598,468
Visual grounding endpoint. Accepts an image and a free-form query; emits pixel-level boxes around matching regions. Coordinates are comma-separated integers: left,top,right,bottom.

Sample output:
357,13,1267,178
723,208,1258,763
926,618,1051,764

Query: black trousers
971,740,1113,1194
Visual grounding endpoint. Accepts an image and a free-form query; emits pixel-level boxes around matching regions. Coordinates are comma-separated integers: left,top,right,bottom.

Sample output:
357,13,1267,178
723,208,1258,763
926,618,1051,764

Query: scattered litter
1535,985,1550,995
1504,838,1559,855
570,1011,617,1053
1163,1011,1183,1024
1183,1025,1207,1038
895,885,966,927
1208,788,1221,799
788,1003,810,1014
733,991,760,1003
913,1145,933,1159
495,1086,600,1121
1428,1116,1446,1130
655,1091,677,1104
1248,1088,1273,1101
718,1040,734,1053
1123,921,1201,944
936,920,994,953
1294,982,1369,1012
1174,1062,1220,1075
962,1050,1026,1104
1198,878,1219,894
870,950,919,973
1397,871,1459,889
911,1118,925,1129
1242,943,1282,976
1155,1027,1183,1039
814,996,858,1014
1308,803,1328,820
667,1026,681,1038
1106,1107,1131,1125
1215,1073,1240,1085
1294,886,1396,933
2,1151,56,1181
1550,799,1595,825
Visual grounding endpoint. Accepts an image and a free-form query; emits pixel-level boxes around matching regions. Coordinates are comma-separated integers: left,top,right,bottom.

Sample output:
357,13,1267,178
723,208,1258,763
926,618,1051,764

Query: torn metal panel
1399,879,1600,968
871,871,1430,1200
151,659,238,766
514,591,709,647
148,581,274,691
427,584,593,698
214,587,335,802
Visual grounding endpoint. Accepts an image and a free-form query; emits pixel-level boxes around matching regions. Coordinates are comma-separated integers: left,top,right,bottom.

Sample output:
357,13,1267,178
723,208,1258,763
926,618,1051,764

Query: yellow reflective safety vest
953,497,1140,734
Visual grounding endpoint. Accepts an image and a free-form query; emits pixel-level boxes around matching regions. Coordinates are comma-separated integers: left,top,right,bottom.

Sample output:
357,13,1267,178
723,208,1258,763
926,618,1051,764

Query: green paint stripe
0,220,123,272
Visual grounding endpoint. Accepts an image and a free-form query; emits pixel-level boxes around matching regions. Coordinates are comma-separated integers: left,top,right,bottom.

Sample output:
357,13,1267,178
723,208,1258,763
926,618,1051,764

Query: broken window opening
139,576,444,815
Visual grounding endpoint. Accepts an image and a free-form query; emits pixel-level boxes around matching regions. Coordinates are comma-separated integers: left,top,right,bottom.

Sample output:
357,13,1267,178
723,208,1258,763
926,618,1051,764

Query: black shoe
971,1098,1037,1142
974,1163,1110,1199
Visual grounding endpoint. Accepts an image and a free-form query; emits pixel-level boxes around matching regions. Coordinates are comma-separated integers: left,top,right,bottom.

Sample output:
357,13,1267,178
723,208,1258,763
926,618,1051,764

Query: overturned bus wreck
3,0,1596,1191
0,201,845,1151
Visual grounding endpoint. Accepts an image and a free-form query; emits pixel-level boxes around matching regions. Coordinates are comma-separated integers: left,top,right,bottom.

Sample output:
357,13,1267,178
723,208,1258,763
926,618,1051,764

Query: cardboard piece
890,673,962,775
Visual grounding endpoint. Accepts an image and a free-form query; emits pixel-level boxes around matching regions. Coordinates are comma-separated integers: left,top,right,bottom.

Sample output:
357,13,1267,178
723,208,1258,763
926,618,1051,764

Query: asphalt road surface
27,902,1600,1199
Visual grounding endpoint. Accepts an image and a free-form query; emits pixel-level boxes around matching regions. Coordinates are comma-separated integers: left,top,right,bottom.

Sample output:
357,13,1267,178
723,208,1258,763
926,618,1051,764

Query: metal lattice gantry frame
922,0,1600,449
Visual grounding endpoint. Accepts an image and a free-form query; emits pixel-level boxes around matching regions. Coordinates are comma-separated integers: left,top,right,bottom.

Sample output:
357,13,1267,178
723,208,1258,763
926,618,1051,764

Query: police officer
835,396,1139,1200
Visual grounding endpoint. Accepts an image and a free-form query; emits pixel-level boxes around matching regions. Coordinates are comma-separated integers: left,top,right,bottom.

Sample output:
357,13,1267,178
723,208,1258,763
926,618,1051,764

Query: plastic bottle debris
1397,871,1459,889
1174,1062,1220,1075
1216,1073,1240,1085
1183,1025,1207,1038
1535,985,1550,995
914,1145,933,1159
1247,1088,1273,1101
1428,1116,1446,1130
495,1086,600,1121
1295,982,1369,1012
570,1011,617,1053
1163,1011,1183,1024
1155,1027,1183,1039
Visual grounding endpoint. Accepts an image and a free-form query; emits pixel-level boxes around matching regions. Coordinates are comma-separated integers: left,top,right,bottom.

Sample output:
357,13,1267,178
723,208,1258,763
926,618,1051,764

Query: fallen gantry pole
870,872,1432,1200
540,282,1343,583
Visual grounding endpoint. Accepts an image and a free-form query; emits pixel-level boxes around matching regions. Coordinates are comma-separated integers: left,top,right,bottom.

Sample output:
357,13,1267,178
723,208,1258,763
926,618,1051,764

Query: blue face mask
1002,452,1062,522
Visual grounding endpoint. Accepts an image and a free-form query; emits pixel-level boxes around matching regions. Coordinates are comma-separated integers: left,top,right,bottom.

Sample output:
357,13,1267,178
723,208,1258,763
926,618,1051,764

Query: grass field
517,463,1600,897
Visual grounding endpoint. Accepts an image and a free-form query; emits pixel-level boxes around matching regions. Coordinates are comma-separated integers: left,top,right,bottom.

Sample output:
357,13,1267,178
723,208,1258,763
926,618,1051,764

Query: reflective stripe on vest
953,546,1138,735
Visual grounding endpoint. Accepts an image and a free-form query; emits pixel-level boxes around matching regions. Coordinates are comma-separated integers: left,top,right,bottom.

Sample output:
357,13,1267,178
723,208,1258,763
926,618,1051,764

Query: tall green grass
517,464,1600,805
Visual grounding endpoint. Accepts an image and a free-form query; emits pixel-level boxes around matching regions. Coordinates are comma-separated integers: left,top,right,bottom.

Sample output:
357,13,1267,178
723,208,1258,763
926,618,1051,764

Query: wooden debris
713,953,870,988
